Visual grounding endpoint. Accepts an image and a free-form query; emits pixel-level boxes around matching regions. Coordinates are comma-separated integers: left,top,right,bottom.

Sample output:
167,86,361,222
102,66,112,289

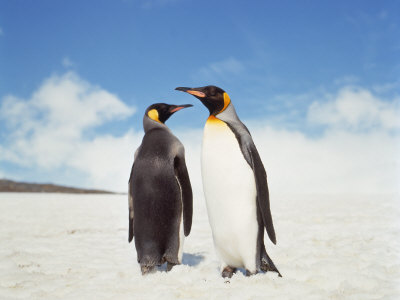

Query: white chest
202,119,252,185
201,117,257,218
201,117,258,268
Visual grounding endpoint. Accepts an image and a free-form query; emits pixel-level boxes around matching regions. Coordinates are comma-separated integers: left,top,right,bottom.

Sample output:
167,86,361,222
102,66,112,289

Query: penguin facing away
128,103,193,275
175,86,281,278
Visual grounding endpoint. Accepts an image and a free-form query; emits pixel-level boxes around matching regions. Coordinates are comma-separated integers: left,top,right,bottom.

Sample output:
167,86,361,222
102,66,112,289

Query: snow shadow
156,253,205,272
182,252,205,267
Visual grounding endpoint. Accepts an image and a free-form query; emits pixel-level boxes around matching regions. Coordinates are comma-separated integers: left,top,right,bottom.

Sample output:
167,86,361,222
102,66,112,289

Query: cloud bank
178,85,400,196
308,86,400,131
0,72,399,195
0,72,138,190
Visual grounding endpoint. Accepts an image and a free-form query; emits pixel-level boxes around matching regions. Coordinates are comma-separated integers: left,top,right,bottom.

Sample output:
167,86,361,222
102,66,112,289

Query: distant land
0,179,117,194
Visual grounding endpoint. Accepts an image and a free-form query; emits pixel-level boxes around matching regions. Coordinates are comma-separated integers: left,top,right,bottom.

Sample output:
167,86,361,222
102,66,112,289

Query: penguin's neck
207,115,225,125
208,103,250,138
211,103,240,124
143,115,168,133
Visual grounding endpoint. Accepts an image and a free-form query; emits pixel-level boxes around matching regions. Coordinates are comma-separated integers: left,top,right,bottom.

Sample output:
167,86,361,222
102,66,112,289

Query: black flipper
247,142,276,244
128,162,134,243
223,118,276,245
174,154,193,236
256,203,281,275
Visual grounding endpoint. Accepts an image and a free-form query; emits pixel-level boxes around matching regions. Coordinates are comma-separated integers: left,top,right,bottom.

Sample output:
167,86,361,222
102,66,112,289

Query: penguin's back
131,128,183,265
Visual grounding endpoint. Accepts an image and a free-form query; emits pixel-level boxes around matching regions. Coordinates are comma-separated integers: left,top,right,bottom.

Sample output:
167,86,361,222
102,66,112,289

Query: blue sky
0,1,399,192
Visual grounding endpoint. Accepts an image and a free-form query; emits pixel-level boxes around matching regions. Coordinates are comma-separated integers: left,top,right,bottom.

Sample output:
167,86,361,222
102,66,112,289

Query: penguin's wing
174,148,193,236
128,146,141,243
128,162,134,243
225,122,277,245
246,139,276,245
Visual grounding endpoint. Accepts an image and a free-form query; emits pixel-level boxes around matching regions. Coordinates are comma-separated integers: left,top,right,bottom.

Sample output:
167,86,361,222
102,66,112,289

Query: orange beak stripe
170,107,184,113
187,90,206,98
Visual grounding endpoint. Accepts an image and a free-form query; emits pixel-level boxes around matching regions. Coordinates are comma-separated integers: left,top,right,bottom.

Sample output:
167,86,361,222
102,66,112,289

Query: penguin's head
145,103,193,124
175,85,230,115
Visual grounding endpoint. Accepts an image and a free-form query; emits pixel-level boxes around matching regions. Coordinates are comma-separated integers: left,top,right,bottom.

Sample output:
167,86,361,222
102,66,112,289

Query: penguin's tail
261,250,282,277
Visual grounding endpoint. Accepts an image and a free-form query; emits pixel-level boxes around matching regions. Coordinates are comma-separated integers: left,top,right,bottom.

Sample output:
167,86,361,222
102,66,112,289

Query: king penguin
128,103,193,275
175,86,281,278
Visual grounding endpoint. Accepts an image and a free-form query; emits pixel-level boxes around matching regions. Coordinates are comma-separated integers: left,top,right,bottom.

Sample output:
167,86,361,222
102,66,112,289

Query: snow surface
1,192,399,299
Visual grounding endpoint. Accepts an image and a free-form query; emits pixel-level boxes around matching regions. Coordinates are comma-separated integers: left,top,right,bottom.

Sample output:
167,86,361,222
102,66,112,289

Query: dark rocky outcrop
0,179,115,194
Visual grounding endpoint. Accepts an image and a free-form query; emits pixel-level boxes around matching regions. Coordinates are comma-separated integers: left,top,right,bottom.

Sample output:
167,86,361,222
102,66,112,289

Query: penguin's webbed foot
245,269,258,276
166,262,177,272
221,266,237,278
140,265,156,275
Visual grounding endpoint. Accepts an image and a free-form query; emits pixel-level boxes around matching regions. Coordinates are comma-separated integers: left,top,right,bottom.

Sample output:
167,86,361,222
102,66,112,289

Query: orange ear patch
148,109,161,123
220,92,231,113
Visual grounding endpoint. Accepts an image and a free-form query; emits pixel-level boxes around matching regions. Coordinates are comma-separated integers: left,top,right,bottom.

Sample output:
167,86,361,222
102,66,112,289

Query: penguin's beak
169,104,193,113
175,87,206,98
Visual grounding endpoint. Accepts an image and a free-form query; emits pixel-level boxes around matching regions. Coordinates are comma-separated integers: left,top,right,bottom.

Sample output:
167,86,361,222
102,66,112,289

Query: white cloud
308,86,400,131
194,57,245,82
1,76,399,195
0,71,136,191
69,130,143,190
250,127,400,195
372,80,400,94
178,86,400,196
176,123,399,199
62,57,76,68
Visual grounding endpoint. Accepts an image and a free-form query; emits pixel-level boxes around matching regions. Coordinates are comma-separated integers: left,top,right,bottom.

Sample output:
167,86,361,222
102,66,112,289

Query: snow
1,192,399,299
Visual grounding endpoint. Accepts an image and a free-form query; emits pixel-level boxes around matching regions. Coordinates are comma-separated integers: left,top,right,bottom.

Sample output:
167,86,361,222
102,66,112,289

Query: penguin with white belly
128,103,193,275
175,86,281,278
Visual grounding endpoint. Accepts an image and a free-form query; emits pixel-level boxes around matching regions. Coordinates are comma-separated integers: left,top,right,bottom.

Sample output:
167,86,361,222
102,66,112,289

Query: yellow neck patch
206,115,226,126
221,92,231,113
148,109,161,123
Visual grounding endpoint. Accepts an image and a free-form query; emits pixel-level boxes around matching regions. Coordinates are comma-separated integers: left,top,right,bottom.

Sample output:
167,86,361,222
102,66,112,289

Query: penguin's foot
245,269,258,277
140,265,156,275
166,262,177,272
221,266,237,278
